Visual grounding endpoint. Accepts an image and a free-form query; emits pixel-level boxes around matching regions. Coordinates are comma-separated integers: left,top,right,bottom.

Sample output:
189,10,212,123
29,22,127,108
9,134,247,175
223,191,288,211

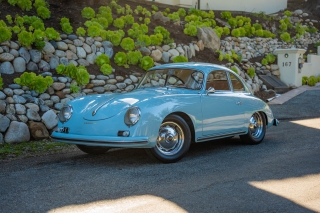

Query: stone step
259,75,290,94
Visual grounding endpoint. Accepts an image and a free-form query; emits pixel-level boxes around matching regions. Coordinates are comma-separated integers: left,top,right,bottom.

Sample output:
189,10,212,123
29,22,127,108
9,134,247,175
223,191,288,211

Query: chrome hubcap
156,121,184,155
249,113,263,139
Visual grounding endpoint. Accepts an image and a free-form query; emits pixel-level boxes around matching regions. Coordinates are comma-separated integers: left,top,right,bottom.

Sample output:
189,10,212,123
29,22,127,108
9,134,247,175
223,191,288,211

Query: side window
206,70,230,91
229,73,245,92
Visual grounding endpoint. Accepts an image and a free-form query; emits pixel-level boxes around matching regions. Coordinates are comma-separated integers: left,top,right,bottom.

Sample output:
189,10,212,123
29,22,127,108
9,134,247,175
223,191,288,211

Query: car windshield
137,69,203,90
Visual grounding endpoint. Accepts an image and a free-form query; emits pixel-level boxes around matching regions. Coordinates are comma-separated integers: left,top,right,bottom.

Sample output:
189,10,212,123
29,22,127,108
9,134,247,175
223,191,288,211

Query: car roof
148,62,229,74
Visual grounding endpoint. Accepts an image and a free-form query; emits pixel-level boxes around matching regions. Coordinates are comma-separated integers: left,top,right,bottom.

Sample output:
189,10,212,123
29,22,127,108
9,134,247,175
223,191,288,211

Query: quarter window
206,70,230,91
229,73,245,92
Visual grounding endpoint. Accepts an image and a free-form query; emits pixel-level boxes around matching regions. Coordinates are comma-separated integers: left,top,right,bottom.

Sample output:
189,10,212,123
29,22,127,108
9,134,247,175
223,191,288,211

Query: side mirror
206,87,215,95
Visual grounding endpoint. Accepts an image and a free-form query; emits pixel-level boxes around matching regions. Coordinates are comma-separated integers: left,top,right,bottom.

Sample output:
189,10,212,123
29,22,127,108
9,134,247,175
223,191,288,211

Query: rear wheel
76,145,110,155
240,112,266,145
145,114,191,163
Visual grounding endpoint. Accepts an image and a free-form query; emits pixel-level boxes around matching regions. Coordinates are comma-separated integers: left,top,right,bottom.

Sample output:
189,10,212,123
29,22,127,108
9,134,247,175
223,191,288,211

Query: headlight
58,105,73,123
124,107,141,126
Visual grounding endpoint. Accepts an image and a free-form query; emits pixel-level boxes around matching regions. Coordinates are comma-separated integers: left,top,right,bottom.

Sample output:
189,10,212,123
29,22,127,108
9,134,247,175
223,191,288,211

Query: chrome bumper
51,132,151,148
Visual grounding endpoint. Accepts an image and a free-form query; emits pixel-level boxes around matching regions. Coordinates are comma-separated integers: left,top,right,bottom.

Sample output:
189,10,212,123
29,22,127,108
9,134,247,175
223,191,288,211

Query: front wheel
76,145,110,155
145,114,191,163
240,112,266,145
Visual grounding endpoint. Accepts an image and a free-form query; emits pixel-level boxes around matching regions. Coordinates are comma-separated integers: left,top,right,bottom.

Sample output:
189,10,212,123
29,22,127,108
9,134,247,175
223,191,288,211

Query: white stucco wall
149,0,287,14
274,48,320,87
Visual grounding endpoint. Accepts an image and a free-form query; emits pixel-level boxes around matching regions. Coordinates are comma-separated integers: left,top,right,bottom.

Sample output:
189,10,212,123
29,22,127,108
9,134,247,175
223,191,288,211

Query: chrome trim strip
52,134,148,144
197,131,246,142
92,97,114,116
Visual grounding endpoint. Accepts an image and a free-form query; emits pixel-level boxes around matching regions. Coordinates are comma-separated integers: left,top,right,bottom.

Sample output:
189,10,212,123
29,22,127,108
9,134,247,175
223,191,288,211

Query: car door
200,70,246,140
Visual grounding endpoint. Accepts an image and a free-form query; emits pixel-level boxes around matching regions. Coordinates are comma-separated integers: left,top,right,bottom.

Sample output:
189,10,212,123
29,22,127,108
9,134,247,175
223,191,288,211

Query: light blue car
51,62,279,163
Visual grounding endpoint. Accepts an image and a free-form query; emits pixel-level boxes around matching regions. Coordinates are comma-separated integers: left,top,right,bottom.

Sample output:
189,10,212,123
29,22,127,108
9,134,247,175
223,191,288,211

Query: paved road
0,91,320,213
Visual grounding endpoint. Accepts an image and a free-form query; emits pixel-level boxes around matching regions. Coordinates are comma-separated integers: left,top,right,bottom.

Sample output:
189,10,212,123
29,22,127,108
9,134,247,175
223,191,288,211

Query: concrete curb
268,83,320,105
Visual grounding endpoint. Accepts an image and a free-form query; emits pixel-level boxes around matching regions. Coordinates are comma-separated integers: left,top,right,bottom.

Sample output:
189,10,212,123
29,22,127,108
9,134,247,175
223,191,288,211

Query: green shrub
60,18,73,34
110,31,122,46
18,31,34,47
0,27,12,43
16,0,32,11
150,33,163,46
265,53,276,63
151,5,158,11
230,67,238,74
136,34,151,47
113,18,125,29
100,64,113,75
87,25,101,37
173,55,188,63
302,76,308,85
221,11,232,20
178,8,187,17
228,18,237,28
6,15,13,24
255,29,264,37
14,72,53,93
15,16,24,26
70,83,79,93
114,52,128,67
120,37,135,51
308,76,317,86
56,64,90,86
34,40,45,50
247,67,255,78
95,54,110,66
33,0,47,8
283,10,292,17
261,58,268,66
31,19,45,31
45,27,60,40
154,26,170,39
76,27,86,36
224,54,234,63
280,32,292,43
184,24,197,36
139,56,154,71
12,26,21,34
32,28,44,39
168,12,180,21
127,50,142,65
306,27,318,33
144,18,150,25
37,6,51,19
253,23,262,30
81,7,96,19
231,29,240,37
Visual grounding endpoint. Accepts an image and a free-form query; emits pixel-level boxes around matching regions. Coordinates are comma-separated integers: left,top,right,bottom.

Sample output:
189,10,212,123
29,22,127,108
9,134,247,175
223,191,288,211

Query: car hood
72,88,169,121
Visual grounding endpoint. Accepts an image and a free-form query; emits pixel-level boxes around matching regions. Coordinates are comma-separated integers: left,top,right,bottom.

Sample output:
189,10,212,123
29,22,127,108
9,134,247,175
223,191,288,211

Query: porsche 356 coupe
51,62,278,163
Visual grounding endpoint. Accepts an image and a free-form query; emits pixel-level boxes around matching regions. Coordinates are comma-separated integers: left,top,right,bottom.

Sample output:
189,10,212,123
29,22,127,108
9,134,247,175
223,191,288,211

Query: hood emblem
92,97,114,116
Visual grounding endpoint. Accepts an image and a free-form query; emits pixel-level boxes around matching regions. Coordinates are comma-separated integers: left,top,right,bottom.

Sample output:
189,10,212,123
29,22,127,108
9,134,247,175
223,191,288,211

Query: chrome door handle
236,101,242,105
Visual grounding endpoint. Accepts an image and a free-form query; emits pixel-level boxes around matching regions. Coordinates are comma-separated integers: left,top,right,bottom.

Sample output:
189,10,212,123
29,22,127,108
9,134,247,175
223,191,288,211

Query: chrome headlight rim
58,105,73,123
124,106,141,126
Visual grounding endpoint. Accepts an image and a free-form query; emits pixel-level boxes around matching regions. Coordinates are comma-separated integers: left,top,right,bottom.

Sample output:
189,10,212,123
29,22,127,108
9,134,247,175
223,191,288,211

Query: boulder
197,27,221,52
28,121,49,140
26,109,41,121
13,57,26,73
0,114,10,132
0,61,14,74
4,121,30,143
41,110,58,129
